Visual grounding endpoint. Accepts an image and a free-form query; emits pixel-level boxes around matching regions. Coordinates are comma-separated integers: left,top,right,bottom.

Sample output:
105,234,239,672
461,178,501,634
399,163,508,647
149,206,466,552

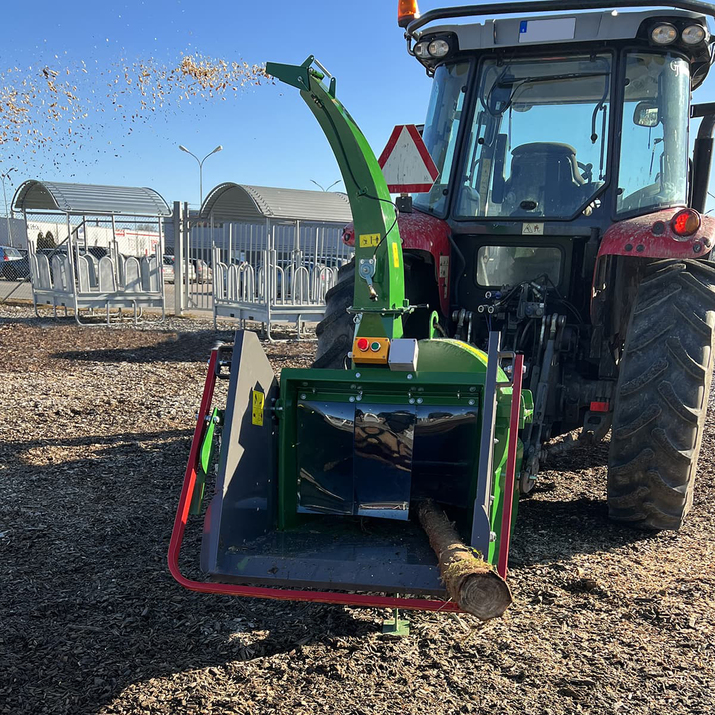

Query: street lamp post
310,179,342,192
0,167,17,245
178,145,223,207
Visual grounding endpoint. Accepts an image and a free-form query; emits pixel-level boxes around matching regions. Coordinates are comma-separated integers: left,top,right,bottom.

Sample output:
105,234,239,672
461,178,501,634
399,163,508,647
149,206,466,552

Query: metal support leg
382,607,409,637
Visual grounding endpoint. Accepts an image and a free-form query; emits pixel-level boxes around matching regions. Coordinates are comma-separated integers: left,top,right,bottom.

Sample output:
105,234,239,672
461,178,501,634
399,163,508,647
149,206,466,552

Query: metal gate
172,202,213,315
173,201,353,335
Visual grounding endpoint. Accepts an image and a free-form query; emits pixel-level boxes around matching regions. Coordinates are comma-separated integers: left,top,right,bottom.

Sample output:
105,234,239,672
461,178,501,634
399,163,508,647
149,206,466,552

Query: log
418,499,512,620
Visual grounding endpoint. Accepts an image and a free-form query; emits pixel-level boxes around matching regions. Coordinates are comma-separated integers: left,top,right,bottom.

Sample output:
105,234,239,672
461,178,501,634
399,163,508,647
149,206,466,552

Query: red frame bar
496,353,524,579
168,349,524,611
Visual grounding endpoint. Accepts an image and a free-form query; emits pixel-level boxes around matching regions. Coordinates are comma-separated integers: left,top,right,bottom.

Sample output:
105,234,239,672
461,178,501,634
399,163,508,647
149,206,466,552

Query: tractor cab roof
406,1,715,87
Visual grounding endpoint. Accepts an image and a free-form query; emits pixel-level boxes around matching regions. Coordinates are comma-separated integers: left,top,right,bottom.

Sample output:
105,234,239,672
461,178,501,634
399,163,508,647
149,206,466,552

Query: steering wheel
577,161,593,183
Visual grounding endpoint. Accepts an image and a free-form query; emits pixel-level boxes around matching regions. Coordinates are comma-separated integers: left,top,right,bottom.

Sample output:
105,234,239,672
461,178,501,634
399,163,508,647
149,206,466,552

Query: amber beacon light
398,0,420,28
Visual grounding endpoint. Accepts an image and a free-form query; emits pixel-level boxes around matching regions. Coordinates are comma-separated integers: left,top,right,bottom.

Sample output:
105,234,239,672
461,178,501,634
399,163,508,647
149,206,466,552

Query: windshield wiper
485,70,610,116
494,70,609,87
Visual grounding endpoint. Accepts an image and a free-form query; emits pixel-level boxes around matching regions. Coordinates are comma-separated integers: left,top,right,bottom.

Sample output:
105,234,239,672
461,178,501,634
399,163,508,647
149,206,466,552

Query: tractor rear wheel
608,259,715,530
313,259,355,368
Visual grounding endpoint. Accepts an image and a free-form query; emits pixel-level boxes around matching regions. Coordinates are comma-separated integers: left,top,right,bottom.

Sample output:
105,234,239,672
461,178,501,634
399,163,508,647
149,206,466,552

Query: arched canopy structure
203,183,354,334
13,180,171,217
199,183,351,223
15,179,168,324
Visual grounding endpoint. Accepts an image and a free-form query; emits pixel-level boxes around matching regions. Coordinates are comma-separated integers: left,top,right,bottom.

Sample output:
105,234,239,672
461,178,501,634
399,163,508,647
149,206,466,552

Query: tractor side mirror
633,101,660,127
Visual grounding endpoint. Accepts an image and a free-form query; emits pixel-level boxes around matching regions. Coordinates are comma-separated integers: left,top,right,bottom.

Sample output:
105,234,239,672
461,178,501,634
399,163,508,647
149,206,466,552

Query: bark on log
418,499,512,620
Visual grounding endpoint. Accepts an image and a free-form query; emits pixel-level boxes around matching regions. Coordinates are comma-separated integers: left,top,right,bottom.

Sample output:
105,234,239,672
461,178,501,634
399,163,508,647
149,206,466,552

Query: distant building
0,217,29,248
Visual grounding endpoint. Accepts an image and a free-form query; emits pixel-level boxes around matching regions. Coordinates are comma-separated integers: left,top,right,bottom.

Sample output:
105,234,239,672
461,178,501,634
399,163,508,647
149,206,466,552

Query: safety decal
359,233,381,248
522,223,544,235
252,390,264,426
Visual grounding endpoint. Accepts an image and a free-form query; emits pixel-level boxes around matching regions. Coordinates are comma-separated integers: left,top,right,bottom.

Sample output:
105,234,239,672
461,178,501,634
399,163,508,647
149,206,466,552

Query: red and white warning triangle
378,124,439,194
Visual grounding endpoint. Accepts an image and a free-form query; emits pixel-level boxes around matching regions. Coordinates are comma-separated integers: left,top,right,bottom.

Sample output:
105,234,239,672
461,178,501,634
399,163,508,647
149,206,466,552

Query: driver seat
504,142,584,217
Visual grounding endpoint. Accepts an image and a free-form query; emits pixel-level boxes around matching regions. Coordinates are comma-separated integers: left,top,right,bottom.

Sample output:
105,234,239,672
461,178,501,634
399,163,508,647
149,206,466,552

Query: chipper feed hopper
171,0,715,617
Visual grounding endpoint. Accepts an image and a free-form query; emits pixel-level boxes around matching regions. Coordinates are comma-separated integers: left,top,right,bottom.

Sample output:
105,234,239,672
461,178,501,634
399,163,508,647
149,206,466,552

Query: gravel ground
1,303,714,715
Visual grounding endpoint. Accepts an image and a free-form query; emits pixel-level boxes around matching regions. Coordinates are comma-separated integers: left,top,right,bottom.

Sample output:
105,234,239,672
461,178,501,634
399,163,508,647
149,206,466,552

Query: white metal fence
172,202,353,337
25,213,165,324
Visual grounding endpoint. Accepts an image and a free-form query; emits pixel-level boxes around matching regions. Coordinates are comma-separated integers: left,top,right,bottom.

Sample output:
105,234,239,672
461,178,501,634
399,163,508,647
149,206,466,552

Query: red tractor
315,0,715,530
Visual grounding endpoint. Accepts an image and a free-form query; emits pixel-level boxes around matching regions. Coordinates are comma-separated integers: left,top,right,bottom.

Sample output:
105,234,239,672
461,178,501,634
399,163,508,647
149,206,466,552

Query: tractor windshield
617,52,690,215
457,54,612,219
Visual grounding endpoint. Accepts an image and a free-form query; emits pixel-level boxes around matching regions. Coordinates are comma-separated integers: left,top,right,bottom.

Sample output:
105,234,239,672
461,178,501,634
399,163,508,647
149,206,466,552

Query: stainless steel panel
297,400,417,520
297,400,355,516
412,405,480,508
354,405,415,521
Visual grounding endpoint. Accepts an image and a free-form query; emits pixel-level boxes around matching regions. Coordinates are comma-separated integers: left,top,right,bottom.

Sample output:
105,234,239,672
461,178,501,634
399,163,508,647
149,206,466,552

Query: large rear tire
313,260,355,369
608,259,715,530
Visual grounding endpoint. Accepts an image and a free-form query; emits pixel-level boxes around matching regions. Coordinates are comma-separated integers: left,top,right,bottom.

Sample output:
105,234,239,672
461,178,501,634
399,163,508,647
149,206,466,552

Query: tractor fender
342,210,451,314
597,208,714,260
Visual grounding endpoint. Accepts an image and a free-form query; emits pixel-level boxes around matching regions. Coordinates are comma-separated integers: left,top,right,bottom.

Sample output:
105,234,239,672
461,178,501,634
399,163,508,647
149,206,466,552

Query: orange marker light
398,0,420,28
357,338,370,352
671,209,701,237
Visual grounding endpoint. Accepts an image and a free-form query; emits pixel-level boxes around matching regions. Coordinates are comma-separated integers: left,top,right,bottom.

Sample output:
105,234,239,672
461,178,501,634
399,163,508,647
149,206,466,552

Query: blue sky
1,1,714,210
0,0,434,208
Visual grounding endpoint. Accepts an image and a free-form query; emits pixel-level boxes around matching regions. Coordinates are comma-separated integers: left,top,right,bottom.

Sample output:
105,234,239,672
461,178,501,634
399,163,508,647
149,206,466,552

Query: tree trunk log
418,499,512,620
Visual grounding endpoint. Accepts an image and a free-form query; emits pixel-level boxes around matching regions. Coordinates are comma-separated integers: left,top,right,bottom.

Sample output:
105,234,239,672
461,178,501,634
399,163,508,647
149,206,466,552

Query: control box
352,337,390,365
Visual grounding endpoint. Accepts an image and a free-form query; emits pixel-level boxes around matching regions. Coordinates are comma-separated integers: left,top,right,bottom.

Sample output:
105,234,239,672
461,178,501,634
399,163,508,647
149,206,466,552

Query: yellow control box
352,337,390,365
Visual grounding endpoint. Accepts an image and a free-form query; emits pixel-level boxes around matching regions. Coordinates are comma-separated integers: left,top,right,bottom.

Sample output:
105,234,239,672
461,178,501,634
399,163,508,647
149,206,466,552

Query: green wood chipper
170,0,715,618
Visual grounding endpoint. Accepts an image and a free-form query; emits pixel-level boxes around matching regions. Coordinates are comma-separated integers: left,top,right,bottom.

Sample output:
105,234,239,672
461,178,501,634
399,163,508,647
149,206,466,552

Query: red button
357,338,369,352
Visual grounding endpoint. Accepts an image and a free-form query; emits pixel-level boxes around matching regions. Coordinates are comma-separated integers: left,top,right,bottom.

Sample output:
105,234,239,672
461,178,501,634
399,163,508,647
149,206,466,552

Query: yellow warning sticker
252,390,264,426
359,233,381,248
392,241,400,268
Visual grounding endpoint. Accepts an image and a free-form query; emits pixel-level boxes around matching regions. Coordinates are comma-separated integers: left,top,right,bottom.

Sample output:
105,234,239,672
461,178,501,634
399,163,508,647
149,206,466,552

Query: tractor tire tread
313,259,355,368
608,258,715,530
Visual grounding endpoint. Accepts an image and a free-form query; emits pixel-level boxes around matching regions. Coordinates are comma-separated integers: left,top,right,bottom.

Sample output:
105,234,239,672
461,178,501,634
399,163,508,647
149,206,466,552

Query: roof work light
682,24,708,45
398,0,420,28
651,23,678,44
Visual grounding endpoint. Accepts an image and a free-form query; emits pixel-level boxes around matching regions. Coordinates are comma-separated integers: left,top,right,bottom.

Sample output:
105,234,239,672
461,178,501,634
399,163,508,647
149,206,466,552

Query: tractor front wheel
313,259,355,368
608,259,715,530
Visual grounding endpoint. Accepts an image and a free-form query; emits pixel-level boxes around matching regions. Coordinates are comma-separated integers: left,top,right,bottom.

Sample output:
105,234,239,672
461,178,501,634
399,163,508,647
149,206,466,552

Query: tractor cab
394,1,715,472
409,4,711,232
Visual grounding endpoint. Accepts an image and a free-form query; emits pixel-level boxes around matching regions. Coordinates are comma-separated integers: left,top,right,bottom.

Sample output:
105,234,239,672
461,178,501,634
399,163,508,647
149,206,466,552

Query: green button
371,341,381,352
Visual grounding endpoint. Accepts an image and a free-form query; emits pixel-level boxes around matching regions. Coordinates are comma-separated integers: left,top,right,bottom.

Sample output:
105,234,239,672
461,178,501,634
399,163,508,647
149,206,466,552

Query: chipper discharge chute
169,55,533,619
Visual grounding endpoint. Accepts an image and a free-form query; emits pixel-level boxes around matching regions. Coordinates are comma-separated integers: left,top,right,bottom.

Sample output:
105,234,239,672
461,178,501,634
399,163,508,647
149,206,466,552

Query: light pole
0,167,17,245
178,145,223,207
310,179,342,192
